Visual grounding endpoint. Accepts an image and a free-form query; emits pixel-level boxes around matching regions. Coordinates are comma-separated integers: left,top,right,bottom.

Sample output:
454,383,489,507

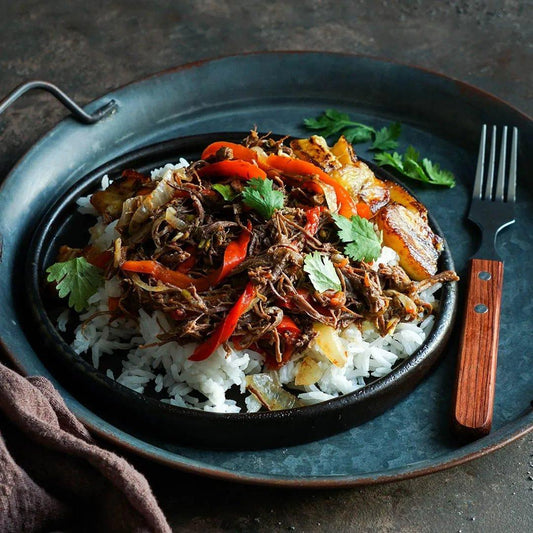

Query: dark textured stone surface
0,1,531,531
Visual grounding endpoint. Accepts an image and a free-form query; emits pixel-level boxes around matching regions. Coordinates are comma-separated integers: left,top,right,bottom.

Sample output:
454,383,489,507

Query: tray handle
0,80,117,124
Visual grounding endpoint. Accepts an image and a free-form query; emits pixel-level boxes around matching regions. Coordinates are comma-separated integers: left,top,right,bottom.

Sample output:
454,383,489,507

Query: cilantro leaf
403,146,429,182
46,257,103,312
342,126,374,144
241,178,284,219
212,183,237,201
331,213,356,243
370,122,401,151
422,158,456,187
332,214,382,262
374,146,456,188
373,150,404,172
303,252,342,293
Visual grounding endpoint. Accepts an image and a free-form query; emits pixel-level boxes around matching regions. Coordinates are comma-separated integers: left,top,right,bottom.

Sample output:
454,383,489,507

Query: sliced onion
165,206,187,230
246,374,301,411
250,146,269,166
307,322,347,367
294,356,324,386
113,237,122,268
116,196,141,232
312,179,338,213
129,169,178,234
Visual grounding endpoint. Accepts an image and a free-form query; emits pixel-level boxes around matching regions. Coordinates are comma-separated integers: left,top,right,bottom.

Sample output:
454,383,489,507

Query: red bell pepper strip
303,206,326,236
201,142,259,162
208,222,252,285
176,245,197,273
121,223,251,291
355,201,372,219
189,282,257,361
276,315,301,341
266,155,360,218
197,159,267,181
121,260,211,291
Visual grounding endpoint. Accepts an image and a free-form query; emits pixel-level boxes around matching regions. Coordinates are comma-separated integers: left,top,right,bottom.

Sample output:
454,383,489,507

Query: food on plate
47,132,458,413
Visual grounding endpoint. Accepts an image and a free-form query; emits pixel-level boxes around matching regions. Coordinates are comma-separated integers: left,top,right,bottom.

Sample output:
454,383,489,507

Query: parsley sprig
242,178,285,219
304,109,455,187
374,147,456,187
46,257,103,312
304,109,401,151
332,214,382,262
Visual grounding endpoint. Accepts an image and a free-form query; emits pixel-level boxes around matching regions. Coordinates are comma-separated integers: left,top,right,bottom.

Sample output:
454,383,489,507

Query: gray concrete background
0,1,531,531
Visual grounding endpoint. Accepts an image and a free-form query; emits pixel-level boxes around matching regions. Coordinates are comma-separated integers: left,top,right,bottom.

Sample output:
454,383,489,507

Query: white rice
65,163,440,413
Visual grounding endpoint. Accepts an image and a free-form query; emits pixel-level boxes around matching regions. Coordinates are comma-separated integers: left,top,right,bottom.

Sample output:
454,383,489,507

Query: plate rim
1,51,532,486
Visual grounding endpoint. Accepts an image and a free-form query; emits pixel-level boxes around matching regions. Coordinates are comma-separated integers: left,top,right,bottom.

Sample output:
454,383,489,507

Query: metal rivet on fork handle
474,304,488,314
478,271,491,280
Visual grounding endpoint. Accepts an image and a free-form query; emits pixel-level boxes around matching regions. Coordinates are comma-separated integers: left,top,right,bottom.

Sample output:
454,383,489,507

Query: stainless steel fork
452,124,518,440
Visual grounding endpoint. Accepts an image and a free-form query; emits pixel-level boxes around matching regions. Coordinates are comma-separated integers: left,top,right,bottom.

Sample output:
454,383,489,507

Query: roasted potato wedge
290,135,389,213
358,175,391,214
332,160,389,214
375,203,443,280
329,135,390,213
331,136,358,166
384,180,428,222
290,135,342,172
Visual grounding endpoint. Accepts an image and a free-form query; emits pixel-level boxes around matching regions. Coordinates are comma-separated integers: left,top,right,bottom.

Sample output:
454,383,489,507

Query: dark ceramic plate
25,132,457,450
0,53,531,484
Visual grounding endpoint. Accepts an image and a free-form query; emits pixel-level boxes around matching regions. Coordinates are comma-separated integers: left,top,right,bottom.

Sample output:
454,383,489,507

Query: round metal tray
0,52,531,485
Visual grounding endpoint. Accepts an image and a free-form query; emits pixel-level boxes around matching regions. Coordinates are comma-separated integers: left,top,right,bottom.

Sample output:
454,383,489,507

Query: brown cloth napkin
0,363,171,533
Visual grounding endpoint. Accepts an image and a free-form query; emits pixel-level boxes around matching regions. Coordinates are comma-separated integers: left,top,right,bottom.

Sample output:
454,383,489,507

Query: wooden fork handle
452,258,504,440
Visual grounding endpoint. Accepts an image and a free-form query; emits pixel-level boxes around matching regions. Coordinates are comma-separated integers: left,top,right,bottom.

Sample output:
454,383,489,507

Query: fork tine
484,125,497,200
473,124,486,199
507,127,518,203
495,126,508,201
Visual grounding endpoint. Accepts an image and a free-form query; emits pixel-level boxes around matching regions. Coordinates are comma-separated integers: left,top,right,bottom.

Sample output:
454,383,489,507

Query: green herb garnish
370,122,402,151
332,214,382,262
374,147,456,187
46,257,103,312
303,251,342,293
304,109,455,187
304,109,401,151
242,178,285,219
212,183,237,201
